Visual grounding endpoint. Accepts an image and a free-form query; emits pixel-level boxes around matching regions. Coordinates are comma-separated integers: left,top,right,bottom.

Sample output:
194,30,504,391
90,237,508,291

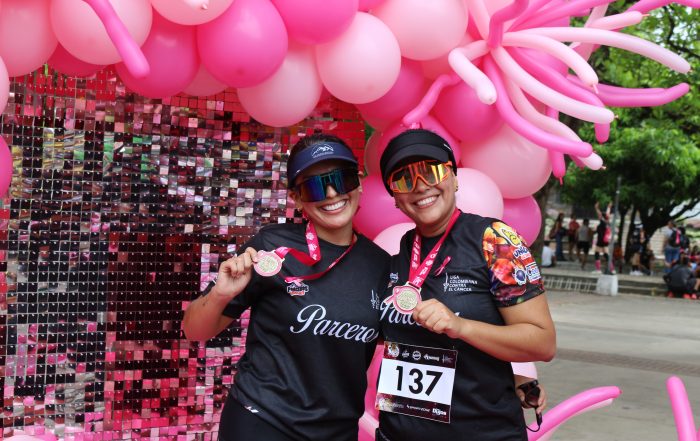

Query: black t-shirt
379,213,544,441
219,223,391,441
596,219,608,246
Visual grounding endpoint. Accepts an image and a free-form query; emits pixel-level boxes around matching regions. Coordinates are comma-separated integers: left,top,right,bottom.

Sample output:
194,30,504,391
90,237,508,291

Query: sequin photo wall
0,68,366,439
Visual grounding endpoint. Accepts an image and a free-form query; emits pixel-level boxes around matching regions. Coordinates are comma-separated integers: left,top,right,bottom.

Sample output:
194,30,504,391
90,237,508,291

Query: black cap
379,129,457,193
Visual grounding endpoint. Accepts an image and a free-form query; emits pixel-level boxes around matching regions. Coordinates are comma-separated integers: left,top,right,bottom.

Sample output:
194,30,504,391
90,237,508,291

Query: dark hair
286,133,357,187
583,218,590,225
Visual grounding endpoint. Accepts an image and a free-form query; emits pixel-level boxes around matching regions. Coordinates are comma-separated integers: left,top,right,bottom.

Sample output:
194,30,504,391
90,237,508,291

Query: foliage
561,4,700,238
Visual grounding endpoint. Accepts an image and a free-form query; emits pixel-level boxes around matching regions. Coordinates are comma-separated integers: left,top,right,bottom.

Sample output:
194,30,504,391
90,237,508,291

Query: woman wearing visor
183,134,391,441
375,129,556,441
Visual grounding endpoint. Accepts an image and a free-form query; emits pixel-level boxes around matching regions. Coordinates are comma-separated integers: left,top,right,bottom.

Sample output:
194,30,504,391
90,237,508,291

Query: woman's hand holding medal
413,298,464,339
210,247,259,301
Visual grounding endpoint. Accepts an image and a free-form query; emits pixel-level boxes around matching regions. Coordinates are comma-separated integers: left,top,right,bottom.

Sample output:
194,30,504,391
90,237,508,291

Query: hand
515,378,547,414
412,299,464,339
210,247,258,302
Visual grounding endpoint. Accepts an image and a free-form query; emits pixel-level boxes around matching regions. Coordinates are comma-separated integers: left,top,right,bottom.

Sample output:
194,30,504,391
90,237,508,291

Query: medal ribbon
384,209,460,306
270,221,356,284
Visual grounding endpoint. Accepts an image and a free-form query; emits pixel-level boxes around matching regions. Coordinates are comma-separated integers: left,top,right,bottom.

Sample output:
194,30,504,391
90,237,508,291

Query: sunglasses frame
387,160,453,194
518,379,543,432
293,167,360,202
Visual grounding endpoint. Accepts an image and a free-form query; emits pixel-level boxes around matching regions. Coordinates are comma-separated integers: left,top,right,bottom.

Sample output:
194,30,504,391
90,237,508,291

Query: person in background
662,220,681,273
541,240,556,268
576,218,592,270
551,212,566,261
377,129,556,441
567,215,580,262
182,134,391,441
613,242,624,275
592,202,612,274
664,255,697,299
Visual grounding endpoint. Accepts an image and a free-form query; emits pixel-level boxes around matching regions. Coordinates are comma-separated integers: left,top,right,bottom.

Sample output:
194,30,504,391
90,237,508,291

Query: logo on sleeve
525,263,541,282
513,268,528,285
513,246,531,260
498,225,522,246
287,281,310,296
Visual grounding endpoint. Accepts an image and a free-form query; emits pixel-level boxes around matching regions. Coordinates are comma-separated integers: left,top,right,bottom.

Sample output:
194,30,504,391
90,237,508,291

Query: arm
413,295,556,362
182,248,258,341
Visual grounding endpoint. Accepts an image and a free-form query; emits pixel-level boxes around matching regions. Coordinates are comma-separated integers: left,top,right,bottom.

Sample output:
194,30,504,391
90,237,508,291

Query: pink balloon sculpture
501,196,541,245
454,167,504,219
356,58,429,131
272,0,358,45
197,0,288,88
238,43,323,127
51,0,151,75
528,386,622,441
115,12,198,98
373,222,415,255
0,56,9,114
315,12,401,104
151,0,234,26
48,44,104,77
354,175,412,239
183,64,227,97
460,124,551,199
666,376,698,441
0,0,58,77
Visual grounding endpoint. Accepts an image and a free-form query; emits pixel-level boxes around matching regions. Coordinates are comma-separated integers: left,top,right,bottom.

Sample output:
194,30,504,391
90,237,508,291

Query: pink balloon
433,80,503,144
354,175,412,239
460,124,551,199
454,168,503,218
151,0,234,25
238,43,322,127
51,0,152,65
0,136,12,197
0,0,57,77
372,0,467,60
373,222,415,255
666,376,697,441
272,0,358,45
358,0,386,11
315,12,401,104
511,362,538,379
48,44,104,77
501,196,541,245
115,13,198,99
356,58,428,131
420,33,475,80
379,115,462,167
363,131,383,176
0,57,9,114
198,0,288,88
183,64,227,97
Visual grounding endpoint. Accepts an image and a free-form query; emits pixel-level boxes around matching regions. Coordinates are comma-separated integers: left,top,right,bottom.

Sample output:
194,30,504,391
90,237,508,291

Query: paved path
537,290,700,440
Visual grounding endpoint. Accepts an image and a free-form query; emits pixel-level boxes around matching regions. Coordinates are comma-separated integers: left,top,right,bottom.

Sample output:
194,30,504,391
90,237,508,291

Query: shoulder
355,234,391,262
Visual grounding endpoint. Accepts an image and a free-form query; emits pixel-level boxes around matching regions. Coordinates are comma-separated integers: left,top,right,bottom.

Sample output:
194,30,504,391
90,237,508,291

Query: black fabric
595,220,609,247
219,223,391,441
219,395,297,441
379,213,543,441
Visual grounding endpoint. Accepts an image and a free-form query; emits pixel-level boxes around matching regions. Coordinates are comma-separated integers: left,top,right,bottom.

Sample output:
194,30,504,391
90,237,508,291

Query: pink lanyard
274,221,356,284
407,209,460,289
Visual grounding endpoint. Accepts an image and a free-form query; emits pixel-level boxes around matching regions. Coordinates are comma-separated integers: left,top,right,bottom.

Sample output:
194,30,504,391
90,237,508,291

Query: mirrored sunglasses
387,160,452,193
294,167,360,202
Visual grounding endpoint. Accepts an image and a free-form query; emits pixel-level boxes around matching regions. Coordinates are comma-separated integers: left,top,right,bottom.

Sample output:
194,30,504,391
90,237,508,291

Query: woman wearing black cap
375,129,556,441
182,134,391,441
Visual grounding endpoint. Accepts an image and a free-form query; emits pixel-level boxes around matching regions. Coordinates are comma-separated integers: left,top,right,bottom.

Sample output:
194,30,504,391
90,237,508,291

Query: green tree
561,4,700,243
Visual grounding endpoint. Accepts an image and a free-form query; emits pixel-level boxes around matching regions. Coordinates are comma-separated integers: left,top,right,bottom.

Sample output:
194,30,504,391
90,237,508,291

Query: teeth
322,200,346,211
416,196,437,207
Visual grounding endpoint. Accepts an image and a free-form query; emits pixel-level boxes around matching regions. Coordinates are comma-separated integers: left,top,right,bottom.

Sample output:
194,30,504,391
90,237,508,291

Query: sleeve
221,233,267,319
481,221,545,307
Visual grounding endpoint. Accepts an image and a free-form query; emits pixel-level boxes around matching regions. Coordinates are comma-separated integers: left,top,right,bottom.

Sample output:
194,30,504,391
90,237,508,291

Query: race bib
375,341,457,423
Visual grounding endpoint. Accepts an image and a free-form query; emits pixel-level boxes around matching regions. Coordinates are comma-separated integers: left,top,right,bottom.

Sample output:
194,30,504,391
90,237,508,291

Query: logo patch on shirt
286,281,310,296
513,245,531,260
371,290,381,310
526,263,541,282
499,225,522,246
442,273,479,293
388,272,399,288
513,268,527,285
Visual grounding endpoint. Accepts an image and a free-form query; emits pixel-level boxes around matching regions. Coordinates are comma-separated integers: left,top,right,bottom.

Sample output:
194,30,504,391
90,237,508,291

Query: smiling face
290,159,361,245
392,164,458,237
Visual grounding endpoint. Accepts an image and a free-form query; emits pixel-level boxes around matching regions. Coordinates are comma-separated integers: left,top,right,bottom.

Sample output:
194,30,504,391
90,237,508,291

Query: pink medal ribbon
385,209,461,314
254,221,356,286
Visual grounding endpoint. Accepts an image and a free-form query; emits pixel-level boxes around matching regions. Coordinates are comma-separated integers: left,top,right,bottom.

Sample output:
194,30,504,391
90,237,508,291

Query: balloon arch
0,0,697,440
